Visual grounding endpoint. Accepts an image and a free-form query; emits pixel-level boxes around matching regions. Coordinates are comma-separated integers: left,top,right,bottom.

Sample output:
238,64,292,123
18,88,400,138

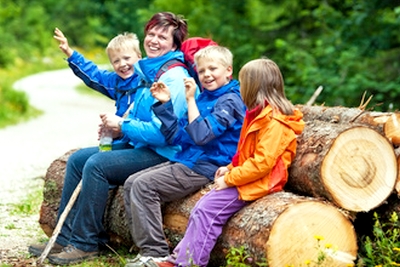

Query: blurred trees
1,0,400,111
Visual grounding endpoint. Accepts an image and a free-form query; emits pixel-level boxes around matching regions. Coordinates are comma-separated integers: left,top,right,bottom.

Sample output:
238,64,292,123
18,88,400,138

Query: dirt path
0,68,114,264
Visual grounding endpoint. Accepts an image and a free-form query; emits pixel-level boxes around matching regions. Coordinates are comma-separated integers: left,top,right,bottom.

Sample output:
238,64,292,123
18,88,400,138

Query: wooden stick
306,85,323,106
37,180,82,265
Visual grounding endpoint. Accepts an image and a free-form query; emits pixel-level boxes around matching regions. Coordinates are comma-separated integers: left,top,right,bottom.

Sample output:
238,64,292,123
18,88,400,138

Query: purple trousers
170,187,248,267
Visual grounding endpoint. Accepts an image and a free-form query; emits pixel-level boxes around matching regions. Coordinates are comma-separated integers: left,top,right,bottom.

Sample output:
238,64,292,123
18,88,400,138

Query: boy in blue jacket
54,27,142,118
123,45,246,267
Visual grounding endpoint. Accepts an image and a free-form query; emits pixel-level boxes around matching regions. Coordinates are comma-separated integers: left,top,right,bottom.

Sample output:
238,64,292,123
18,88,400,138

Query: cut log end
267,201,357,267
321,127,397,211
384,113,400,145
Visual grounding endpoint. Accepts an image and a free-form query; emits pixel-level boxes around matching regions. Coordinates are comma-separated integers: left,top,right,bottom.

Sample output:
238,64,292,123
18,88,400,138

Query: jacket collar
134,51,185,83
200,79,240,99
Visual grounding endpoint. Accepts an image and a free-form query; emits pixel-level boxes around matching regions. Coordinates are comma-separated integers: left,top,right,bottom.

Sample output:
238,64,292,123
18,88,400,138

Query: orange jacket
224,105,304,201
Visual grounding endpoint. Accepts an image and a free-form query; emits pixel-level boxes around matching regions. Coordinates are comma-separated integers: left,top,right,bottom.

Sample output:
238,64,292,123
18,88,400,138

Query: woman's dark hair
144,12,188,50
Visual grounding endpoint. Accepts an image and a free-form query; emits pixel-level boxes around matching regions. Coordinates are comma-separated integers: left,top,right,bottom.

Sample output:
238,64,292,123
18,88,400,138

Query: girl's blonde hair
106,32,141,56
239,58,294,115
194,45,233,68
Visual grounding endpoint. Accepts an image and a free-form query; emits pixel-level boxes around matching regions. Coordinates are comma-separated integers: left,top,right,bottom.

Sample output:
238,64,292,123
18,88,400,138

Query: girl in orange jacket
156,58,305,267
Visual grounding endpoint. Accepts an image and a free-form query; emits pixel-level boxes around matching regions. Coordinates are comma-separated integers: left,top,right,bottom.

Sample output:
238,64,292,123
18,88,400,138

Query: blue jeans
55,146,168,252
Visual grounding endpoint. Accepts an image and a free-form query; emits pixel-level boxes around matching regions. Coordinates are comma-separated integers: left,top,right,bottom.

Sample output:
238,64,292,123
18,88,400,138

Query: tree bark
287,121,397,212
38,149,76,238
297,104,391,129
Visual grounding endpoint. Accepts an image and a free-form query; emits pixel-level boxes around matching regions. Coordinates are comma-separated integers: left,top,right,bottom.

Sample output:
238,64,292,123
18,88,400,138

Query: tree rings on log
265,192,357,267
288,122,397,212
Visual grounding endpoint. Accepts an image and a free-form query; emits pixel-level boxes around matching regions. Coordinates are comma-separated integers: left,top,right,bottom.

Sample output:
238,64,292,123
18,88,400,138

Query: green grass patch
10,181,43,216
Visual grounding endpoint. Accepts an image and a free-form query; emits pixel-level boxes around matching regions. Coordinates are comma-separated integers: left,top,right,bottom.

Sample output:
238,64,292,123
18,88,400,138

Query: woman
28,12,193,266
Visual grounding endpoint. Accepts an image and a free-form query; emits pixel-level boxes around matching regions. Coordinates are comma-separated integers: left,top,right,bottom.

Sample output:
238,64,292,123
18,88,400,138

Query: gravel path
0,68,114,263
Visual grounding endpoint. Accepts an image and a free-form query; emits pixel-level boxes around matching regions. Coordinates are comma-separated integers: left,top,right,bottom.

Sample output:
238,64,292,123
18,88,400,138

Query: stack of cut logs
38,105,400,266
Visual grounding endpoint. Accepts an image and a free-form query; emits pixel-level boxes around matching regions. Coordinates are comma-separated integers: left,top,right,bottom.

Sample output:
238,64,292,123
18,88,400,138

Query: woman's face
144,26,177,58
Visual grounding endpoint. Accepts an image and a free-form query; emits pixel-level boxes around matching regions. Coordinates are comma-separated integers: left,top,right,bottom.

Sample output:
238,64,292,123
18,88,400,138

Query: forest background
1,0,400,127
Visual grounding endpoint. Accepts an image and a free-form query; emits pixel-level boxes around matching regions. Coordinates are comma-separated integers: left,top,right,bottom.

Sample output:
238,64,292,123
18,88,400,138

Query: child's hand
214,176,229,191
184,77,196,101
215,166,229,178
54,27,73,58
150,82,170,103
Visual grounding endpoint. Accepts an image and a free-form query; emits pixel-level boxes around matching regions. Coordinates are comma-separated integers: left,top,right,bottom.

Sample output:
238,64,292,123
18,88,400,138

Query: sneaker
47,244,98,265
28,242,64,257
125,255,169,267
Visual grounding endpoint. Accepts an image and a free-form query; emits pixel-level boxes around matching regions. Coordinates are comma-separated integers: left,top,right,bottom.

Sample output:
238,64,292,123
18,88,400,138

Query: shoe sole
48,253,98,265
28,246,63,257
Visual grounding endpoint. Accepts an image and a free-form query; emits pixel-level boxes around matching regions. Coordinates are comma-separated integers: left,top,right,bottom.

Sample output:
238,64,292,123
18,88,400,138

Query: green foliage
358,212,400,267
224,246,255,267
2,0,400,118
223,246,269,267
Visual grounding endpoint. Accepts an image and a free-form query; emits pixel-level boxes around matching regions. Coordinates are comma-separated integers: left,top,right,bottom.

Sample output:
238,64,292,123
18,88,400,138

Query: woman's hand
150,82,170,103
53,28,73,58
99,113,123,138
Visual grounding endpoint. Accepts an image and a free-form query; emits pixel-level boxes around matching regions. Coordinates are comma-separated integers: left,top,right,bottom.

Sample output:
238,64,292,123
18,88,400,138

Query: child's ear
226,65,233,77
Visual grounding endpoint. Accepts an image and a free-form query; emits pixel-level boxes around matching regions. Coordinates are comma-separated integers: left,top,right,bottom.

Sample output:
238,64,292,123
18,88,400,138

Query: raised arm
53,28,73,58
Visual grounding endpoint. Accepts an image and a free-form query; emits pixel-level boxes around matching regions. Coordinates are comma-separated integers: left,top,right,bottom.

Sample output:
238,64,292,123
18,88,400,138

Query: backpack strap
154,59,187,82
113,80,152,111
113,80,148,97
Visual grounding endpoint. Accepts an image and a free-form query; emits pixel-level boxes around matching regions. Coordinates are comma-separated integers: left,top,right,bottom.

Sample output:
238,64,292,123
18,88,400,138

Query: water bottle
99,127,113,152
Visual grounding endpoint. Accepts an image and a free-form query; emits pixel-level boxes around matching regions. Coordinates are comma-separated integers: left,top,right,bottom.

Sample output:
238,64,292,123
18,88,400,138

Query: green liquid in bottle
99,144,112,152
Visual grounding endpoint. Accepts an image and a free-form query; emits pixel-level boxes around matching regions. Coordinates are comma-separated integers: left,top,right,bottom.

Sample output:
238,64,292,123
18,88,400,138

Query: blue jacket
152,79,245,180
119,51,193,160
67,50,140,117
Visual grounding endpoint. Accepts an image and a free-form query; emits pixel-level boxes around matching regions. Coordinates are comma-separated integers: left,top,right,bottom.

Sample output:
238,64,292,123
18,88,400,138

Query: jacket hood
272,108,304,135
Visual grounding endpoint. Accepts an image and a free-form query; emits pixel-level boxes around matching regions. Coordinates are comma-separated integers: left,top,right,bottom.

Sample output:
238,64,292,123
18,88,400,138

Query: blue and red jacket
152,79,245,180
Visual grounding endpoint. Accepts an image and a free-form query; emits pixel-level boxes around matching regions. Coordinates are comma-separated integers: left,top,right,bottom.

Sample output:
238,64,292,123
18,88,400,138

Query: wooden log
39,152,357,266
384,113,400,146
38,149,133,247
38,149,77,237
287,121,397,212
164,190,358,267
297,104,391,128
297,105,400,197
